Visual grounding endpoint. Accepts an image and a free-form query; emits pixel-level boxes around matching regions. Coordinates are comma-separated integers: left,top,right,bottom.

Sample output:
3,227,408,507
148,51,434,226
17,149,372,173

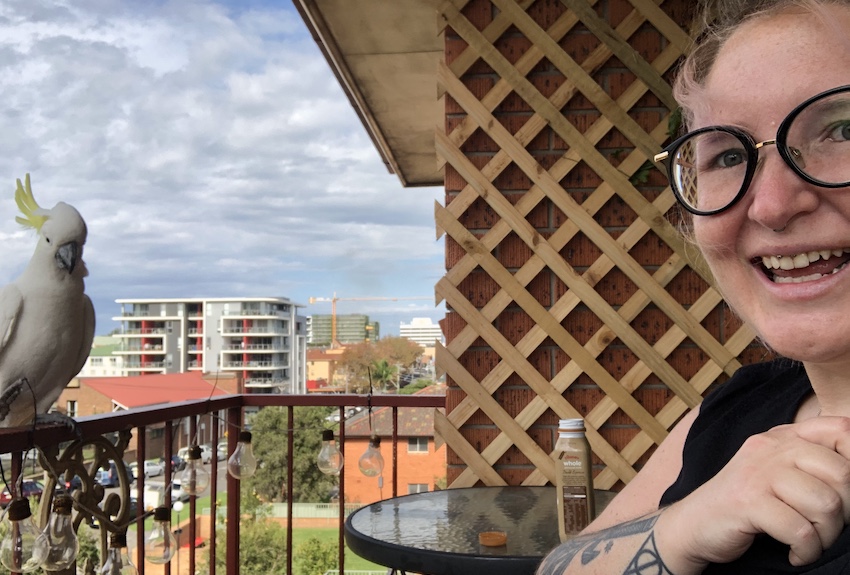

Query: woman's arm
538,413,850,575
537,407,700,575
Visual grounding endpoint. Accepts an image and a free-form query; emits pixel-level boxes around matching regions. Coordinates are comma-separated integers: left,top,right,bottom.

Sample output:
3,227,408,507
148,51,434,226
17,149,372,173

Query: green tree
247,405,338,503
204,517,289,575
370,359,396,391
294,537,337,575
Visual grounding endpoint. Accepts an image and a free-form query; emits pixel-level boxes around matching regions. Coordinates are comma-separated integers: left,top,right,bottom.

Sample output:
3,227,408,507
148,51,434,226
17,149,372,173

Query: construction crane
308,293,431,348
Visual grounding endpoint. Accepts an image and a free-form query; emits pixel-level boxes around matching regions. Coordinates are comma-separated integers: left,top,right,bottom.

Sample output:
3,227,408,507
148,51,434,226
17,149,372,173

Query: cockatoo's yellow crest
14,174,48,232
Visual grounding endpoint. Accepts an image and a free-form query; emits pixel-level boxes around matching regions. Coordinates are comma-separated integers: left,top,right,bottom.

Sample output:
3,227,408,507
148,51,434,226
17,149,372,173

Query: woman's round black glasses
654,85,850,216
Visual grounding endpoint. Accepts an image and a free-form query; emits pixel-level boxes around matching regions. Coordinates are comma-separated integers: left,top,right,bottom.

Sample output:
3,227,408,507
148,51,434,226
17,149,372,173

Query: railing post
338,405,345,575
286,405,294,575
226,406,241,575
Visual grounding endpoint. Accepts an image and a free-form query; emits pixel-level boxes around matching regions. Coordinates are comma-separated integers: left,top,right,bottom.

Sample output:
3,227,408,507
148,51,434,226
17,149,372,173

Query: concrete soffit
293,0,445,188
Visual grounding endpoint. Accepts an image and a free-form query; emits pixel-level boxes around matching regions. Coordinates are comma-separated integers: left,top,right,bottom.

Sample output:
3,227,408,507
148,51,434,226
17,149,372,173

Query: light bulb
0,498,48,573
143,507,177,564
101,532,137,575
316,430,344,475
358,435,385,477
227,431,258,479
39,494,79,571
177,445,210,496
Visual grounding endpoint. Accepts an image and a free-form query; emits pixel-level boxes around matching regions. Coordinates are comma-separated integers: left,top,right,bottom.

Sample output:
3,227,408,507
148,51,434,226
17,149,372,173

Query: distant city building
308,314,379,346
399,317,444,347
77,335,124,377
111,297,307,394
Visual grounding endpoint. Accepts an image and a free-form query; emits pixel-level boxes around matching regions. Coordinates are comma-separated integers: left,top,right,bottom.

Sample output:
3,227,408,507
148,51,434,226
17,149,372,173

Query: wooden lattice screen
433,0,769,490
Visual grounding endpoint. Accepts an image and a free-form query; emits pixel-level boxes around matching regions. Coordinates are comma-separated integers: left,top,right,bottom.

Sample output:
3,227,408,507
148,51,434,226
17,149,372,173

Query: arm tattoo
536,513,674,575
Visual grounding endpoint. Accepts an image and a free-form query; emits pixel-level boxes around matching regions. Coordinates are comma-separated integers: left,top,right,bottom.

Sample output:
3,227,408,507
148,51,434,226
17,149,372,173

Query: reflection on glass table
345,485,615,575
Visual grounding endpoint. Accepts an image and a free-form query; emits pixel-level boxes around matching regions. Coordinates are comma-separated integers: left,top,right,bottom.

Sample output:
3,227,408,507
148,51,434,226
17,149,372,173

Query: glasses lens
670,129,750,213
785,89,850,186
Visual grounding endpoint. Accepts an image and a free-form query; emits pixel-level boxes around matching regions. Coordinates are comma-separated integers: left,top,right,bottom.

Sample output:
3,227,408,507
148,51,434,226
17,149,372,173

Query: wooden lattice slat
435,0,761,489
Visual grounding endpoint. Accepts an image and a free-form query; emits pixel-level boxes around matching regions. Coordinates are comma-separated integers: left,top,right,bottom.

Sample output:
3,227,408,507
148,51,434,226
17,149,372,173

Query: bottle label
561,486,589,533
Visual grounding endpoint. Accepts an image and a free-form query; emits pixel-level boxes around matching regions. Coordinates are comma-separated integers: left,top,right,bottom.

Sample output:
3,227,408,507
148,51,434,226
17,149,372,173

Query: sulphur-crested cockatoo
0,174,94,428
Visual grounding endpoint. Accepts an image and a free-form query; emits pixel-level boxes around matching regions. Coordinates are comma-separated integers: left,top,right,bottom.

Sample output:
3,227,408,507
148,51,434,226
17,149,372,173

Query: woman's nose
746,149,819,230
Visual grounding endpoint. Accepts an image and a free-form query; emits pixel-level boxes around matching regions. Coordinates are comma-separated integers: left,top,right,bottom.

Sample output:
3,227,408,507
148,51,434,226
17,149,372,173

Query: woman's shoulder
700,357,809,413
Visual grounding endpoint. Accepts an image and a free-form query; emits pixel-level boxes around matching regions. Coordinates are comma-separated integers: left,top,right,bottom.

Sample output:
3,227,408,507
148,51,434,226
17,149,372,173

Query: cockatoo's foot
34,412,82,437
0,378,27,423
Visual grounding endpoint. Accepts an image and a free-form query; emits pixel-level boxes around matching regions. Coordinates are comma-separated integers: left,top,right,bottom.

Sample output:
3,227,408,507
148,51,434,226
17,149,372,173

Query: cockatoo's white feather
0,174,95,428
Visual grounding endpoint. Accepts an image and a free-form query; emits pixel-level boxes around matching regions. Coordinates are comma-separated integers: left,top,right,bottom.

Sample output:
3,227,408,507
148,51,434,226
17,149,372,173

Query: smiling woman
536,1,850,574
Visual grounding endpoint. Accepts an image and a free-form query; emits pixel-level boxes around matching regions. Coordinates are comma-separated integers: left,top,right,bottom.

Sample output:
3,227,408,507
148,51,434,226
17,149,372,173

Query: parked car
91,494,139,529
141,481,188,510
55,472,83,493
217,441,228,460
96,460,134,488
178,445,212,464
0,480,44,507
167,455,186,472
143,460,164,478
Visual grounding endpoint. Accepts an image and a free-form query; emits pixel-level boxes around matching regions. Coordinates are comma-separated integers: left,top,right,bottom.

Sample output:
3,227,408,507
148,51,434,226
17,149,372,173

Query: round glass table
344,485,615,575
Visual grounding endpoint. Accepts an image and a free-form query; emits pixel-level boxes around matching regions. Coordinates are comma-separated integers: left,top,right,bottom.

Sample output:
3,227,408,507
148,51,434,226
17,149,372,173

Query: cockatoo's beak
55,241,78,274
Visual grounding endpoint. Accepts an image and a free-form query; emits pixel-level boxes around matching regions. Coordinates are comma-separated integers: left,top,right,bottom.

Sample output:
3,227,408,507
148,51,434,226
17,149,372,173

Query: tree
370,359,396,391
339,337,424,392
204,516,289,575
293,537,336,575
339,341,378,392
247,405,338,503
375,336,424,369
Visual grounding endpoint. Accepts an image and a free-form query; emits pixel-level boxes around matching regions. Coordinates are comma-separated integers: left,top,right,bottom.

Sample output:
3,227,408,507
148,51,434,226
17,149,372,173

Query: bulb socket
322,430,334,441
369,436,381,448
52,494,73,514
153,506,170,522
7,498,32,521
110,532,128,549
238,431,252,443
188,445,202,460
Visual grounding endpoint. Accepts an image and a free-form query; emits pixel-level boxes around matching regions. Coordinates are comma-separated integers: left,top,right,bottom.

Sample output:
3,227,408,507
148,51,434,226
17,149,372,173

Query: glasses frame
654,84,850,216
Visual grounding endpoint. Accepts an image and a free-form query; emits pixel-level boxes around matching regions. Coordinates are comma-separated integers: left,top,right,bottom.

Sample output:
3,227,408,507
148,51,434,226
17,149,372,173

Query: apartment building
399,317,444,347
307,314,379,346
112,297,307,394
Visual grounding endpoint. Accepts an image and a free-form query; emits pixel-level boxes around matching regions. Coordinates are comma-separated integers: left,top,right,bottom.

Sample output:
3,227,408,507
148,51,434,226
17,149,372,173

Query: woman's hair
675,0,848,128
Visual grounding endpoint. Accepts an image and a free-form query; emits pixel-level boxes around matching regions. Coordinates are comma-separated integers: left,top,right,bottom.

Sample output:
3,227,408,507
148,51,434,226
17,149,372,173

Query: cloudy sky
0,0,445,337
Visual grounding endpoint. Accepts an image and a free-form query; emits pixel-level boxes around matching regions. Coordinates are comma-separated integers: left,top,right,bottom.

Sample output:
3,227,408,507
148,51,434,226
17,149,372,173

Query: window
408,483,429,494
66,401,77,419
91,357,103,366
407,438,429,453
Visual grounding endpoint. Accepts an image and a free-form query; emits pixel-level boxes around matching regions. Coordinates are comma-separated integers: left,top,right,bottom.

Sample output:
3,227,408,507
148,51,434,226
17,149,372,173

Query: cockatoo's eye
45,237,51,244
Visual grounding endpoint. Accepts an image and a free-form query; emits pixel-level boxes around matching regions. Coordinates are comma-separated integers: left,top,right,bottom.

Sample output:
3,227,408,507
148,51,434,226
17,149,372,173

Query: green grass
289,527,384,571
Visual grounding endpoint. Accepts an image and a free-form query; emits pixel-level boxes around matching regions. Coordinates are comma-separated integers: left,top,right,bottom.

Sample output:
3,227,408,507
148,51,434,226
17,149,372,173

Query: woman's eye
712,149,745,168
827,121,850,141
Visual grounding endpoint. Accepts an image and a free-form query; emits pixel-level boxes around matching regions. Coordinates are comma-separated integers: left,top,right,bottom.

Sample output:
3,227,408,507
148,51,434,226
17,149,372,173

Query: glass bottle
554,418,595,542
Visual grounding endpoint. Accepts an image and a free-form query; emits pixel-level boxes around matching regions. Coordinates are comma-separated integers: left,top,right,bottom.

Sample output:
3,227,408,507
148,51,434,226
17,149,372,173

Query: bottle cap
558,418,585,430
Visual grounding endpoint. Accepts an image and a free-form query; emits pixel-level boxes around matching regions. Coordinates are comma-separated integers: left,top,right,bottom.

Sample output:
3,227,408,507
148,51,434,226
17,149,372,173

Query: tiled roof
344,385,445,437
81,372,229,409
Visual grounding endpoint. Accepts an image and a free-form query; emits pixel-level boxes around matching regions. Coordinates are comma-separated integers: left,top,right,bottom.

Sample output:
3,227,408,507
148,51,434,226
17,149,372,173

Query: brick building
343,385,447,505
56,372,235,461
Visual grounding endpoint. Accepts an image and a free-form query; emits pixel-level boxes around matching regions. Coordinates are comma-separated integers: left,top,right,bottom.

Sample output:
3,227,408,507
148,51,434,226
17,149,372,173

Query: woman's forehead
695,6,850,126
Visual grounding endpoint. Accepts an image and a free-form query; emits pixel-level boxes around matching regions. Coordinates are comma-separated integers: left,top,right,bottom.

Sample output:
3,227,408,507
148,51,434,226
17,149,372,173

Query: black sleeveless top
660,359,850,573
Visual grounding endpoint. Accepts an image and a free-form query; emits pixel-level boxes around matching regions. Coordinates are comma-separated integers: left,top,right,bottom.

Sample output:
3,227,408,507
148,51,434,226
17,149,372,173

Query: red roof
344,385,445,437
81,373,229,409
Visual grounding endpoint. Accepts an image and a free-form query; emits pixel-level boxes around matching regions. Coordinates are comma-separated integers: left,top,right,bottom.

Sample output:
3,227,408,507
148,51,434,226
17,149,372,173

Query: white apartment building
77,336,124,377
399,317,444,347
112,297,307,394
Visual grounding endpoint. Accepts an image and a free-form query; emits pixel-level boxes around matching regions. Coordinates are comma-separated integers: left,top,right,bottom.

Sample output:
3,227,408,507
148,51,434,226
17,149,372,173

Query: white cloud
0,0,444,335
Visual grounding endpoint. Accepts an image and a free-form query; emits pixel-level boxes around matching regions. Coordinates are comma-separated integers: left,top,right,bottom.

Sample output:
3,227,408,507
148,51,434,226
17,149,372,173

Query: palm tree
371,359,397,391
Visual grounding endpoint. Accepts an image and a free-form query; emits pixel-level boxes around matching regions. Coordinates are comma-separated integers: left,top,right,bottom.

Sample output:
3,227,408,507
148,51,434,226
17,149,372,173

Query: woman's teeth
760,248,850,284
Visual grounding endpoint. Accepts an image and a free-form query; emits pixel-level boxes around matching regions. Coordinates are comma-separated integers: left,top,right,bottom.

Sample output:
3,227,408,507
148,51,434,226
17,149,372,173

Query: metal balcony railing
0,393,444,575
